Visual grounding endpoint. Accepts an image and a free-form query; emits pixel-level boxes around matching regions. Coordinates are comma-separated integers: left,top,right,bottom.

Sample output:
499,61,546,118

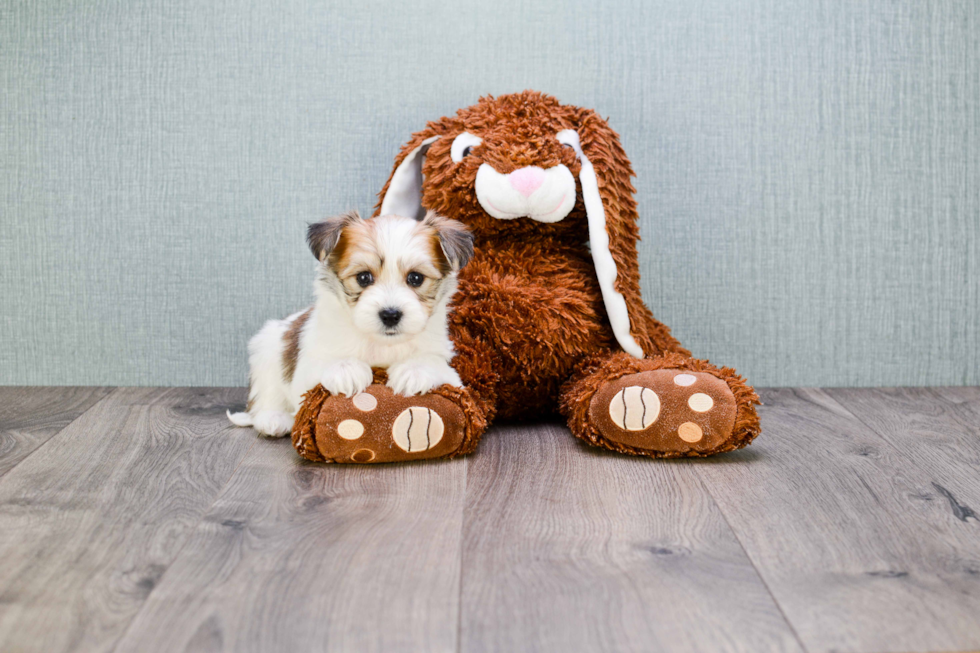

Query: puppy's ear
307,210,361,261
422,210,474,272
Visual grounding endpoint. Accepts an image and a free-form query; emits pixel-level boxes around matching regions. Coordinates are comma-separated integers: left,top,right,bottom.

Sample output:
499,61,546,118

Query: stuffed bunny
293,91,760,463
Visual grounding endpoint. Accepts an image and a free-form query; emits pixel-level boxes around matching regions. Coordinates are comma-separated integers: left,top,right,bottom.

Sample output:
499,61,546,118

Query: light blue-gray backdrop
2,0,977,387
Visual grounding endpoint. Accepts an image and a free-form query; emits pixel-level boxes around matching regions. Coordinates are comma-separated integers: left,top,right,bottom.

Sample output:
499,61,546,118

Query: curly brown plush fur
294,91,759,462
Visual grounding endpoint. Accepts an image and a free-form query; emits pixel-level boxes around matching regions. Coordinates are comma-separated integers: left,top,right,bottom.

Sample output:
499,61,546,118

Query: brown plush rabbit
293,91,760,463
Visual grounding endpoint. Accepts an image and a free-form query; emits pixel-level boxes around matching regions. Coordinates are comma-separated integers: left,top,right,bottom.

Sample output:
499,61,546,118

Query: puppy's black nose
379,308,402,328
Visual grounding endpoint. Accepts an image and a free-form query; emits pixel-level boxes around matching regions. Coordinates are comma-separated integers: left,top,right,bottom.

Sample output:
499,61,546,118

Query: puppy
227,210,473,437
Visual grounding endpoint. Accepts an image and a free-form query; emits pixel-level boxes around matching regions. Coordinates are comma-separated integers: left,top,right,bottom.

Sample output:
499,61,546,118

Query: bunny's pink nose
509,167,545,197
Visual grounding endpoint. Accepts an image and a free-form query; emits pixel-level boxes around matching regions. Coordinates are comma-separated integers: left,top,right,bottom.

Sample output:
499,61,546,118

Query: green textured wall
1,0,977,387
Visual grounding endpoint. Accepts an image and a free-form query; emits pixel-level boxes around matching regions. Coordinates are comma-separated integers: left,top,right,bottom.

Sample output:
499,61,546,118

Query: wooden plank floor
0,387,979,653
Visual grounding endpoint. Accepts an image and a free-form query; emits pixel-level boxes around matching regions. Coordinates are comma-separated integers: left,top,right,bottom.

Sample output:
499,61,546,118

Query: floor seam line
108,410,259,653
456,455,468,653
0,386,118,483
694,455,810,653
817,388,949,467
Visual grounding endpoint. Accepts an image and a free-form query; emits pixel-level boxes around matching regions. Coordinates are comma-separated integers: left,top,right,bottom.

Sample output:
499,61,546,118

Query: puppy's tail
226,410,254,427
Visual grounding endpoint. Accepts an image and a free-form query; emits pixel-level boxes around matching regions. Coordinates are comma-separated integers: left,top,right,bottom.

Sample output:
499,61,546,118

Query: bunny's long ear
377,134,441,219
558,114,671,359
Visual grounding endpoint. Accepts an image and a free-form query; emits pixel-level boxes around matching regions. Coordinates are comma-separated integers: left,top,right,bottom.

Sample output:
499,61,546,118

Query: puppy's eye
406,271,424,288
355,271,374,287
462,146,474,158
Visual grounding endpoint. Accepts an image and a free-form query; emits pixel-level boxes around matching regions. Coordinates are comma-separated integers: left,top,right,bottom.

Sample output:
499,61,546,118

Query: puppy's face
308,211,473,340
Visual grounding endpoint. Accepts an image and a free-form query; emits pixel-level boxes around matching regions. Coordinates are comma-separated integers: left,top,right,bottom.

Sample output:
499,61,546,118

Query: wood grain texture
0,386,112,477
694,388,980,653
113,438,466,653
0,387,255,653
827,387,980,510
459,423,803,653
930,386,980,407
4,387,980,653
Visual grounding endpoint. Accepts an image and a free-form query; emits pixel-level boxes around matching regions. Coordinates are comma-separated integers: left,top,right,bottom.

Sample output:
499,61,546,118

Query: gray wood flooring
1,386,979,653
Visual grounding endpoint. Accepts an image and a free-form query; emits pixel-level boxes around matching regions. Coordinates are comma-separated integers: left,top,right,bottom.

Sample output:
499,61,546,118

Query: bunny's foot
292,379,488,464
561,352,760,458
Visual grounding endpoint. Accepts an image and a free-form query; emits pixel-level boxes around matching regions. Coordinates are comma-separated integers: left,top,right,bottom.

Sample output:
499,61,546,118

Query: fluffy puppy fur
227,210,473,437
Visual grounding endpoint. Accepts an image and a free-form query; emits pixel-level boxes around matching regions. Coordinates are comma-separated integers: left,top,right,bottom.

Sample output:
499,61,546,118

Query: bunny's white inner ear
557,129,644,359
379,135,440,220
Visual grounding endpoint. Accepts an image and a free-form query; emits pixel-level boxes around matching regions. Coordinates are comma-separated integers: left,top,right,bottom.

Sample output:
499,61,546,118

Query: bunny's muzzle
474,163,577,223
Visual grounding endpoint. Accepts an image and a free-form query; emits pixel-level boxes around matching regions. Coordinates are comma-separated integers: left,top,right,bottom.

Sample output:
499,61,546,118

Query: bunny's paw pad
314,385,465,463
589,370,737,455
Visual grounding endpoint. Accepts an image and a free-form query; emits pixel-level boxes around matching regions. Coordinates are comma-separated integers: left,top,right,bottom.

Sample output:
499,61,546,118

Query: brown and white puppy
227,210,473,437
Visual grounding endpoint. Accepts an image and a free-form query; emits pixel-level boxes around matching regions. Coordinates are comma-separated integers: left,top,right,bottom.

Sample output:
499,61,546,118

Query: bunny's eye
556,130,581,158
451,132,483,163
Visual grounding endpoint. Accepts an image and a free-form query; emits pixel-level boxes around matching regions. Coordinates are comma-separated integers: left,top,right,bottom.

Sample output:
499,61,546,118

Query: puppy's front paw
320,359,373,397
387,360,462,396
253,411,294,438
